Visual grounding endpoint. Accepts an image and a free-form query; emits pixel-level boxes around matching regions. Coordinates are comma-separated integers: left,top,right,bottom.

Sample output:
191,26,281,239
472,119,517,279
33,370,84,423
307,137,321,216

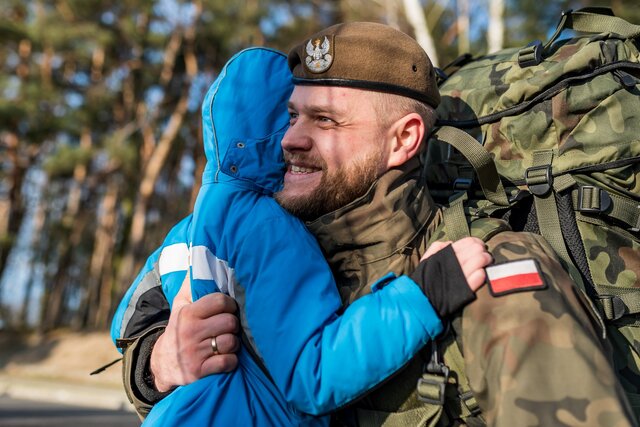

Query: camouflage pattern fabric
463,230,635,427
309,158,445,426
424,9,640,422
309,158,636,426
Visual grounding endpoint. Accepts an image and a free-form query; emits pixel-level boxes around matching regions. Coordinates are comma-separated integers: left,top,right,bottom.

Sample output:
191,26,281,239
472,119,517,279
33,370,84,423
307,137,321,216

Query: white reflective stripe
190,245,235,295
159,243,190,276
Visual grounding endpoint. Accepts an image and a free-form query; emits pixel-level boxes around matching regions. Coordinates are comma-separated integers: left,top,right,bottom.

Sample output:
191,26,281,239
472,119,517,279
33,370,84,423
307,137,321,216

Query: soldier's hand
150,276,240,392
422,237,491,291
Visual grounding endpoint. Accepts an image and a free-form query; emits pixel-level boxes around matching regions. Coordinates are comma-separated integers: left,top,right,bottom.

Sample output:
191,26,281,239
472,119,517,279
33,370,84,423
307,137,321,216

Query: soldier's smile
284,162,323,190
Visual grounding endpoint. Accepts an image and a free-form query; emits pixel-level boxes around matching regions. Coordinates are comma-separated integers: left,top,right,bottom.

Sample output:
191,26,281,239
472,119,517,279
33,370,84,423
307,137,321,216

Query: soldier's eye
318,116,336,124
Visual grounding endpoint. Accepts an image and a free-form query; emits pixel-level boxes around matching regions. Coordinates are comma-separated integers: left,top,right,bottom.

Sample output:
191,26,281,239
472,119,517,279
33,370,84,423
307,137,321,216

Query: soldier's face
275,85,390,221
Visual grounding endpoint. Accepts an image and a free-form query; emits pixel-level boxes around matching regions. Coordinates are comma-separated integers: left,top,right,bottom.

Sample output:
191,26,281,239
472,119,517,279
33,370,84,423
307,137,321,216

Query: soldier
113,22,636,426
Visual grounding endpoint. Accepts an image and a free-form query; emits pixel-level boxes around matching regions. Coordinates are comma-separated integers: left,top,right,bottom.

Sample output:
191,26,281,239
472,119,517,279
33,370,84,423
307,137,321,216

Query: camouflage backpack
424,7,640,419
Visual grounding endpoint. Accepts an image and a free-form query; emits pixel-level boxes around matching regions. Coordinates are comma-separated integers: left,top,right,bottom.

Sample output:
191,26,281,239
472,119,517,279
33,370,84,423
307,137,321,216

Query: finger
461,236,485,246
199,312,240,339
465,269,487,292
451,237,485,255
209,333,240,355
189,292,238,319
173,274,193,311
201,354,238,376
459,252,493,278
422,241,451,260
452,237,485,254
452,239,489,267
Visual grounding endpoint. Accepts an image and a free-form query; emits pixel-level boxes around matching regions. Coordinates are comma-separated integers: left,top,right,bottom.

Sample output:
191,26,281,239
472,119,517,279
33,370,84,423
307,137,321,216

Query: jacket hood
201,47,294,194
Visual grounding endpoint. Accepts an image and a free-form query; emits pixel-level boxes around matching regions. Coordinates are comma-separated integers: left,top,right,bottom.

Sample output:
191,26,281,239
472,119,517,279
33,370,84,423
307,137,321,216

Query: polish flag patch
486,259,547,297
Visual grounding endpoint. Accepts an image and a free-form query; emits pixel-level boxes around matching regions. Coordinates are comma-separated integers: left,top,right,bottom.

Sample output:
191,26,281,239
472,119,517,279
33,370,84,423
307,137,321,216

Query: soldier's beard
275,150,384,222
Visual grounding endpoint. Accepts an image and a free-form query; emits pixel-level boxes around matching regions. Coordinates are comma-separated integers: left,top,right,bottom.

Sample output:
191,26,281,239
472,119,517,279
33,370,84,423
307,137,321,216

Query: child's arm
222,215,490,416
111,213,195,346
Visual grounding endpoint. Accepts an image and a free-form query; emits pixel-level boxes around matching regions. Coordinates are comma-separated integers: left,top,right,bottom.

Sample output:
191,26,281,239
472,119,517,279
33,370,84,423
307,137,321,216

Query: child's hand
422,237,492,292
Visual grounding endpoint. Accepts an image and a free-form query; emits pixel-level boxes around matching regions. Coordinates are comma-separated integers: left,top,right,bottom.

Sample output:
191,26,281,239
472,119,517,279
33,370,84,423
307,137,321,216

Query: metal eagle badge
304,36,333,73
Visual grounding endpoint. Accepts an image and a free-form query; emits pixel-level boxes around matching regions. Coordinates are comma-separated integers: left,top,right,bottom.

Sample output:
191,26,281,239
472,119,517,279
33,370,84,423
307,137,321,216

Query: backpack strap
519,8,640,67
593,284,640,321
432,127,510,207
557,8,640,40
443,192,471,241
417,326,484,425
433,126,510,244
572,186,640,233
524,150,590,294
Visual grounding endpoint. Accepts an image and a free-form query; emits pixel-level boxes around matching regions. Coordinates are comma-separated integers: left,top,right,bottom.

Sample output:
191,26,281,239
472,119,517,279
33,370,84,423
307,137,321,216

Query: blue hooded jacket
116,48,444,426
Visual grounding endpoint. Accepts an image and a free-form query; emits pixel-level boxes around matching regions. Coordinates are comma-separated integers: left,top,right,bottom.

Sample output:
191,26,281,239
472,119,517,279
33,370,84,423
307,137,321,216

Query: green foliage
42,144,93,178
2,0,636,332
104,136,139,176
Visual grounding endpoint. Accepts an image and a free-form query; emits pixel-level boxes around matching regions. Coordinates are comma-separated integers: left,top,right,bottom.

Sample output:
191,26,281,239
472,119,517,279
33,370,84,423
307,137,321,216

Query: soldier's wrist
149,333,175,393
135,327,173,402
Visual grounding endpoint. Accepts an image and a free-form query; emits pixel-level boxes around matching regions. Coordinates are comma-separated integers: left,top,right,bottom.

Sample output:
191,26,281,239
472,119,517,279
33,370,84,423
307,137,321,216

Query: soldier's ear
385,112,424,168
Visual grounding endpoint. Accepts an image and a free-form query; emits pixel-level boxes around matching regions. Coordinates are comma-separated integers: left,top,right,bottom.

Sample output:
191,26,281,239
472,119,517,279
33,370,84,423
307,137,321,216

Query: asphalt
0,395,140,426
0,374,134,412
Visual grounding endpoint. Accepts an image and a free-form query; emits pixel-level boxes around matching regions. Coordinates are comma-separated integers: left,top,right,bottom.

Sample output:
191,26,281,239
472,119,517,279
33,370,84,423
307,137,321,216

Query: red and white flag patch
486,259,547,297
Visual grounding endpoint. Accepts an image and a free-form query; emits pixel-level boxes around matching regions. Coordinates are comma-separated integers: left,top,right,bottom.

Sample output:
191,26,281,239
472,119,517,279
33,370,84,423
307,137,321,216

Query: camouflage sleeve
461,231,636,427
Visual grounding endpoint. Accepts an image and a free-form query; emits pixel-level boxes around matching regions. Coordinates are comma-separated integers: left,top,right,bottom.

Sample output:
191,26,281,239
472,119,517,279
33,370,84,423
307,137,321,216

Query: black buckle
459,390,482,416
525,165,553,196
434,67,448,84
453,177,473,191
417,364,450,405
518,40,543,68
598,295,627,321
577,186,612,214
417,341,451,405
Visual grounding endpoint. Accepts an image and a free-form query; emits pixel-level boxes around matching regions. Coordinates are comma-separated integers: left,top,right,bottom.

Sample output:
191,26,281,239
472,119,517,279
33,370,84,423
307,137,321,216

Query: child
117,47,489,426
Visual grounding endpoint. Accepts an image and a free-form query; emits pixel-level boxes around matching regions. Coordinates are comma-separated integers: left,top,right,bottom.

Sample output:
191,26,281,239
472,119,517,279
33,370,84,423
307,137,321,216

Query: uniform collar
307,157,439,264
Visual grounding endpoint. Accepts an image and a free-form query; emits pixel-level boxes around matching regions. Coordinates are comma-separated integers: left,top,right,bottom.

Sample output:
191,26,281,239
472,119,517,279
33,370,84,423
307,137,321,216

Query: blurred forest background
0,0,638,332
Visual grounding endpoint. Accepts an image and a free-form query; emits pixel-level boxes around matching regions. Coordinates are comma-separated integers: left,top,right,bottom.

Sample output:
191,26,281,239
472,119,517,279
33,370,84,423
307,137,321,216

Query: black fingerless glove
410,244,476,318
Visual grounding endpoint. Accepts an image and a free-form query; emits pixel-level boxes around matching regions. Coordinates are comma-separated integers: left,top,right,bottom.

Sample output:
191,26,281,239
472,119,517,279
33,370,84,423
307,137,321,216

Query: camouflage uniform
425,11,640,423
464,231,634,426
308,157,635,427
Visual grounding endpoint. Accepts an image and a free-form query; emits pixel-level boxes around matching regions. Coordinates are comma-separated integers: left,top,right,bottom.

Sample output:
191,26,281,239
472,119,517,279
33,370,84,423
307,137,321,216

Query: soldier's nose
281,125,313,152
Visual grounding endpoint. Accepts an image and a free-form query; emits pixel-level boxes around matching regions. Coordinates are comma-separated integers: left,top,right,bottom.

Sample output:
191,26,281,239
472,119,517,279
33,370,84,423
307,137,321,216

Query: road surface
0,396,139,427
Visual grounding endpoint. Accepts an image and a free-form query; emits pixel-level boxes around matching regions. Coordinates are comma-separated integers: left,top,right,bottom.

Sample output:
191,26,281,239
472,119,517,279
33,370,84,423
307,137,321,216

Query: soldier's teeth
291,165,315,174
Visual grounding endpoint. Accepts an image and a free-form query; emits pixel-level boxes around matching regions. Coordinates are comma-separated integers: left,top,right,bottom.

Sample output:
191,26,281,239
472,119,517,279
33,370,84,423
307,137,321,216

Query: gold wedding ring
211,336,219,355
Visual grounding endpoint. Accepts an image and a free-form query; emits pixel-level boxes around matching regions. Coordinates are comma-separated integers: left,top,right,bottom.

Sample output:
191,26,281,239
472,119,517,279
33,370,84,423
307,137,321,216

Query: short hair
372,91,437,135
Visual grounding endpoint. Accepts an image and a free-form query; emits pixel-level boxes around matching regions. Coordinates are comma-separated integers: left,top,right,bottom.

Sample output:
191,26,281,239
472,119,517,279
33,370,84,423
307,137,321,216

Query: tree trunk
39,128,94,330
87,179,119,329
457,0,470,55
17,195,47,329
0,132,27,282
402,0,439,66
116,7,201,291
116,93,190,287
40,209,89,331
487,0,505,53
383,0,400,29
64,128,91,227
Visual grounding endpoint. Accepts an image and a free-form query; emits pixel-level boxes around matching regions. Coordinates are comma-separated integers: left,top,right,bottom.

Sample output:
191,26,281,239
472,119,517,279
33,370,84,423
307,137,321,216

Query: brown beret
288,22,440,108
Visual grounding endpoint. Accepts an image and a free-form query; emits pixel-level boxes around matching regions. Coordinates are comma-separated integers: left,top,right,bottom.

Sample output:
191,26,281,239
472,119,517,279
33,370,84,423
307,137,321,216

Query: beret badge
304,36,333,73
